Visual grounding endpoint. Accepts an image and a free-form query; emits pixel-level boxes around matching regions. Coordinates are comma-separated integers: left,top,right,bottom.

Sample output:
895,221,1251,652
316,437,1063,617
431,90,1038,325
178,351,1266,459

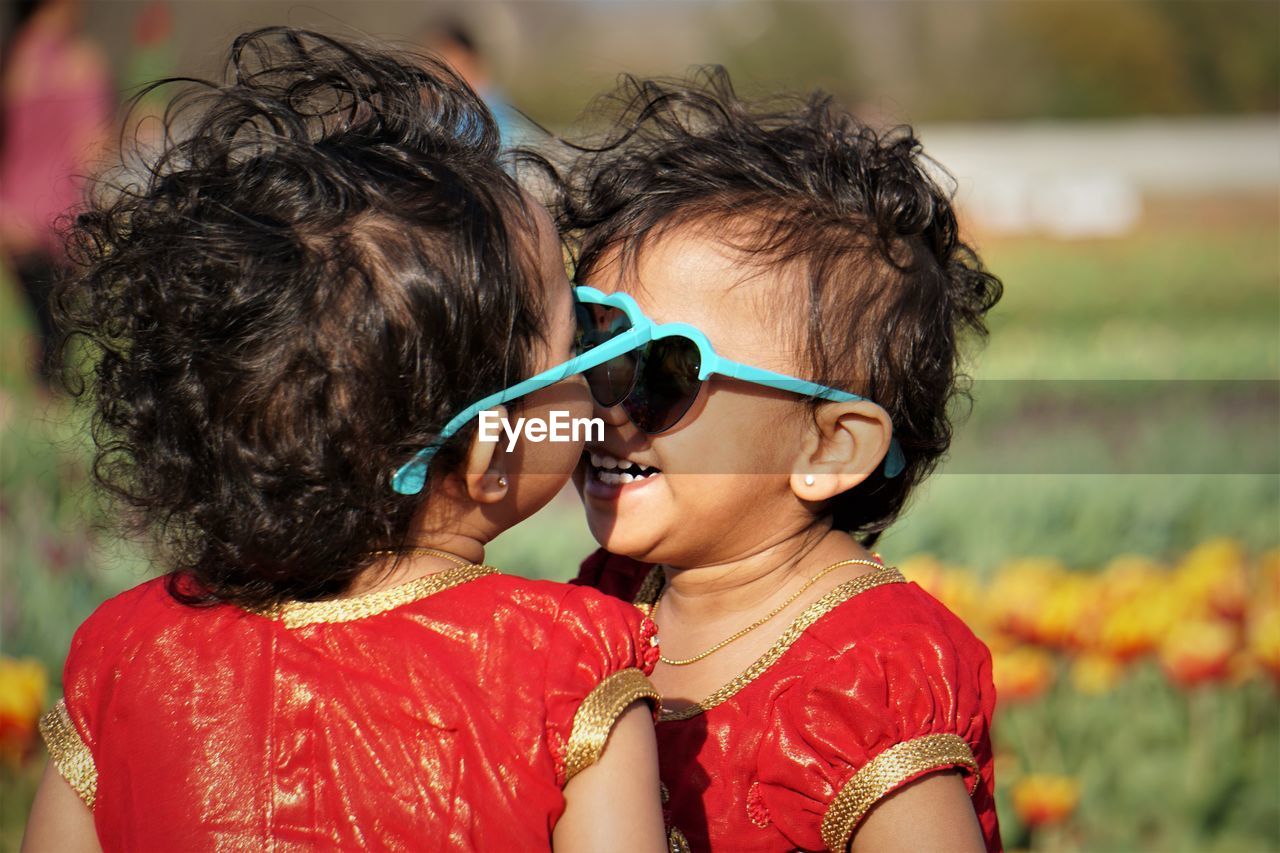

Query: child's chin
585,511,661,562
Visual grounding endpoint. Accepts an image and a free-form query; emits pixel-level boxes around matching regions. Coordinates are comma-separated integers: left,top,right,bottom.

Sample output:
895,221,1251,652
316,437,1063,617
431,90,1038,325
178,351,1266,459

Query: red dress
577,550,1001,853
40,564,660,851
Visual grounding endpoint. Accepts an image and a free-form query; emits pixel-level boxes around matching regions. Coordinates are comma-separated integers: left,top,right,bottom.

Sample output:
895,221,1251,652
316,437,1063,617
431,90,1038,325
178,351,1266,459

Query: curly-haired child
23,28,665,852
540,70,1005,851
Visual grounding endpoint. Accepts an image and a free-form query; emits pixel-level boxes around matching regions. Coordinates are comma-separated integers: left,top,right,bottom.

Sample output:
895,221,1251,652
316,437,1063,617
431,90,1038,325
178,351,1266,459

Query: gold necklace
652,558,885,666
366,547,474,568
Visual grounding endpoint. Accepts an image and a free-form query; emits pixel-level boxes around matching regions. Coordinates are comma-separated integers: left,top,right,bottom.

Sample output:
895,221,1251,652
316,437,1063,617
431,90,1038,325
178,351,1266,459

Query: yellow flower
1069,652,1125,695
1258,550,1280,601
1173,538,1248,621
1247,607,1280,681
1159,619,1237,688
1012,774,1080,828
1034,575,1094,650
1097,555,1164,607
0,656,48,765
993,646,1056,703
989,558,1066,644
899,554,948,596
1098,586,1186,661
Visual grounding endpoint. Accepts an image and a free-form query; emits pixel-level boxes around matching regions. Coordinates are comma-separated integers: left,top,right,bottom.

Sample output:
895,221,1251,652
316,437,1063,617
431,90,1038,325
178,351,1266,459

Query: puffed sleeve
754,622,994,852
37,585,143,811
543,585,661,786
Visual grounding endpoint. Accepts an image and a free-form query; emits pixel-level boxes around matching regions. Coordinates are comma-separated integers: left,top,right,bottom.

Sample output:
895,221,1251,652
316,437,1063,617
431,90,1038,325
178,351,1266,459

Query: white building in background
918,116,1280,238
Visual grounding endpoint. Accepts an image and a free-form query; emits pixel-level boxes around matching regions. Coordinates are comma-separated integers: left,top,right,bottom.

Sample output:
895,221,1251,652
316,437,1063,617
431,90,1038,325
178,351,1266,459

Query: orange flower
0,656,48,765
1159,619,1237,688
1012,774,1080,828
993,647,1056,702
1098,587,1186,661
1173,538,1248,621
1034,575,1094,650
989,558,1066,644
899,555,984,630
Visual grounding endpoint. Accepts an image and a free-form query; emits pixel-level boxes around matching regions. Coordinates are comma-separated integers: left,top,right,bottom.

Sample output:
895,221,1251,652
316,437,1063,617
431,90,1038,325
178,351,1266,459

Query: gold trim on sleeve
267,564,497,628
667,826,692,853
38,698,97,810
819,733,978,852
639,567,906,721
562,668,661,783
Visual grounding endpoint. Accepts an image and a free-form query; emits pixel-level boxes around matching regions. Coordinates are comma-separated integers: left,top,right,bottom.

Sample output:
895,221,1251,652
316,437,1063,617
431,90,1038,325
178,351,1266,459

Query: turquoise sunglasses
572,286,904,477
391,286,904,495
390,293,652,495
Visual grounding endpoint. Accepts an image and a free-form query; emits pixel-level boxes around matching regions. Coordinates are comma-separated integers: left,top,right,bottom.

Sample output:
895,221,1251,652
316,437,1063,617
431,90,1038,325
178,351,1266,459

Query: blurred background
1,1,1277,849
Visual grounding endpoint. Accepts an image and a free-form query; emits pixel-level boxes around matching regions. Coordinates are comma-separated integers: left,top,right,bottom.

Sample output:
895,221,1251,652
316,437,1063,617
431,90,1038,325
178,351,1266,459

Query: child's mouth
586,451,663,487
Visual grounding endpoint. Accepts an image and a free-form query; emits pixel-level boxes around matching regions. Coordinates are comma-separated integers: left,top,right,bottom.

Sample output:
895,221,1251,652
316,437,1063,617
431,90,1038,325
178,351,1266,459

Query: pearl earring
497,476,508,488
804,475,815,486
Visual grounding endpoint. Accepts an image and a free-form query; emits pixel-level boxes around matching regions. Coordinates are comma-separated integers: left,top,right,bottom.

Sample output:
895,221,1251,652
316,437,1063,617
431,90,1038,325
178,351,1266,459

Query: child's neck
658,526,878,623
344,532,487,596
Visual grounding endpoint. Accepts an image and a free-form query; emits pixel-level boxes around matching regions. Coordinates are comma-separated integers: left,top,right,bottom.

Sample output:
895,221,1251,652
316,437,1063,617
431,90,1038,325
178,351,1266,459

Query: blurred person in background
0,0,112,385
421,20,527,148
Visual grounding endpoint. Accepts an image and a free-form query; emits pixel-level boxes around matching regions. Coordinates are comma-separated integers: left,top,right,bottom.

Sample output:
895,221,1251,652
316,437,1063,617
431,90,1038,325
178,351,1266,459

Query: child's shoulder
485,571,651,631
805,570,988,660
752,572,997,852
70,575,191,648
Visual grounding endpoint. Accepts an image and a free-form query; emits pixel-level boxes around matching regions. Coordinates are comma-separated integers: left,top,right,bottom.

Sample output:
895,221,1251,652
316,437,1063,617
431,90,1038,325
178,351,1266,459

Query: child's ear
461,406,511,504
789,401,893,502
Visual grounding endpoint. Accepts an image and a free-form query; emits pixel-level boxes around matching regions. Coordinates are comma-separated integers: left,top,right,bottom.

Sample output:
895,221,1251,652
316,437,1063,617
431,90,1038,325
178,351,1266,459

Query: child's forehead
584,220,809,364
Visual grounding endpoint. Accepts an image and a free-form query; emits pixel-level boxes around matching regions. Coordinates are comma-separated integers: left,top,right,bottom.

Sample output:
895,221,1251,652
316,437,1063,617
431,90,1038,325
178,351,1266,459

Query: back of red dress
41,567,658,851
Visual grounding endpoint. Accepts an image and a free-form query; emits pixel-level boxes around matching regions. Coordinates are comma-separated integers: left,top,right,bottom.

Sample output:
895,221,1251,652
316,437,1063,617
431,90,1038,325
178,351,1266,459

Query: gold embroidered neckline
262,563,497,628
634,564,906,721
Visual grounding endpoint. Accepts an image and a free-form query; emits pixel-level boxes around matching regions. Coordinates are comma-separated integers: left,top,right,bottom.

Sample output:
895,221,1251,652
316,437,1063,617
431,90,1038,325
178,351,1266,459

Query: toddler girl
23,28,664,852
547,70,1005,852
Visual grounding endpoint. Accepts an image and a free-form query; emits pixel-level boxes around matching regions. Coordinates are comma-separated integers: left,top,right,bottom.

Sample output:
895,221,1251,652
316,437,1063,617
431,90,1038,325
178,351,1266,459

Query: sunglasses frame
390,285,907,495
573,286,906,478
391,303,651,495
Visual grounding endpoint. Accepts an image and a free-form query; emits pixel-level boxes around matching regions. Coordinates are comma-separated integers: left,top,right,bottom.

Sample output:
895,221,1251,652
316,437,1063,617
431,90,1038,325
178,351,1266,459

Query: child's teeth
603,455,618,469
590,452,603,467
619,472,634,484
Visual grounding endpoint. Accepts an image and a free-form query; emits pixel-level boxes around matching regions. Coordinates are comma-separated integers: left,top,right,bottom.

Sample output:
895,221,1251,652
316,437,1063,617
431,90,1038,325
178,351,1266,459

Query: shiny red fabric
58,572,653,851
578,550,1002,852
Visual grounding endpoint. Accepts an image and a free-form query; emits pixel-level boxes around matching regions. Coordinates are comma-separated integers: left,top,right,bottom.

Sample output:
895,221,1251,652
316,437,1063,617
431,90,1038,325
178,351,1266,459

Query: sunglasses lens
575,302,636,406
623,336,702,433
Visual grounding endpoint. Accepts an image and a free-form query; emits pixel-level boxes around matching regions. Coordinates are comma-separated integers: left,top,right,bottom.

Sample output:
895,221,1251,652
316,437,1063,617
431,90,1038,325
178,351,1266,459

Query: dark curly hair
532,69,1002,546
53,27,547,608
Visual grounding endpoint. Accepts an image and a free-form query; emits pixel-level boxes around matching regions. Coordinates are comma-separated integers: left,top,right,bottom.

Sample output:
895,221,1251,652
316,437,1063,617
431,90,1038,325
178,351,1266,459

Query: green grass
975,223,1280,380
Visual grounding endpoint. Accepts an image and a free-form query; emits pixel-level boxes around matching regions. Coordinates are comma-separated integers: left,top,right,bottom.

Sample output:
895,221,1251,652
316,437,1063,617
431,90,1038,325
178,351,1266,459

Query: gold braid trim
819,733,977,852
635,566,906,721
265,564,497,628
562,668,660,783
38,698,97,810
667,827,692,853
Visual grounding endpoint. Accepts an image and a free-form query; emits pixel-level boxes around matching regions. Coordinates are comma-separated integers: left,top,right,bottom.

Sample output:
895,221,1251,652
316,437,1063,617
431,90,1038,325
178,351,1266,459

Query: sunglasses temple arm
391,328,652,495
712,360,906,478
